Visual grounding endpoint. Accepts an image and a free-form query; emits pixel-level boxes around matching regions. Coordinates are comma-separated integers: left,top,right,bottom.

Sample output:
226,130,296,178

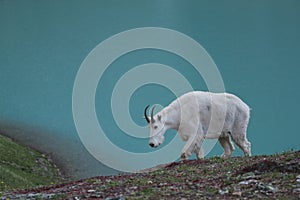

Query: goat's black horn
151,105,156,123
144,105,150,123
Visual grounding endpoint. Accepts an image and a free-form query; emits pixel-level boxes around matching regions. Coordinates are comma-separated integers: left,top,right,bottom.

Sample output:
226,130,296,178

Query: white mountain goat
144,91,251,160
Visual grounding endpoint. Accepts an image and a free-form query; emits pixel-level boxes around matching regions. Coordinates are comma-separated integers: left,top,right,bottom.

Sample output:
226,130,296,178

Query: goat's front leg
194,139,204,160
180,137,194,160
181,133,200,160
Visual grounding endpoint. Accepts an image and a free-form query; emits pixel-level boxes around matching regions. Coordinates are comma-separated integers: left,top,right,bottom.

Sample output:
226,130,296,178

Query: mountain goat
144,91,251,160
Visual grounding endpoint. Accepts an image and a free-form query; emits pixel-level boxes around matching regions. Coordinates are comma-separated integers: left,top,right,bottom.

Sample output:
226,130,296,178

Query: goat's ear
157,115,162,122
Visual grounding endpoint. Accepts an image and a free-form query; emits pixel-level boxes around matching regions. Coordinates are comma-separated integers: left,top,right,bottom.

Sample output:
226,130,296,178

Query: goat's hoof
221,153,231,158
180,153,188,160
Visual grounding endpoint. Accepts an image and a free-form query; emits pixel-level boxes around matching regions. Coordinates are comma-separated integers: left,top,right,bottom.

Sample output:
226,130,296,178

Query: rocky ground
1,150,300,199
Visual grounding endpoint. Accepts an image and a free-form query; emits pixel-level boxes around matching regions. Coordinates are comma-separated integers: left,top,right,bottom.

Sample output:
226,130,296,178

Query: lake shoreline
0,121,118,180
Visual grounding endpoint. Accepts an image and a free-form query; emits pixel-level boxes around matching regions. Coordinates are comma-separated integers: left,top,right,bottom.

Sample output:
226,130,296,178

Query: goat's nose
149,143,155,147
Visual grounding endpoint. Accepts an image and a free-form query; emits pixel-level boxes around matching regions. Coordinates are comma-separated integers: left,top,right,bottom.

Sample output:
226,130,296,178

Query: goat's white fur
147,91,251,160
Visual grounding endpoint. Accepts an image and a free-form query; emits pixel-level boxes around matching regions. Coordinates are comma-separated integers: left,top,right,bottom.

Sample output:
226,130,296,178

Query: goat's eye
154,126,158,129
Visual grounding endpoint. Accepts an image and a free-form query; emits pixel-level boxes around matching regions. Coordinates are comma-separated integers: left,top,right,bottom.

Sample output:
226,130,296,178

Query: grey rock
293,188,300,193
239,179,258,185
218,189,229,195
105,197,125,200
241,172,256,180
257,182,277,193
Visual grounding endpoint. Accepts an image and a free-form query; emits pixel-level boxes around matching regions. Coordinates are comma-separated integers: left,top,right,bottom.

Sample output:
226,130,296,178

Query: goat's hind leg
231,129,251,157
218,134,235,158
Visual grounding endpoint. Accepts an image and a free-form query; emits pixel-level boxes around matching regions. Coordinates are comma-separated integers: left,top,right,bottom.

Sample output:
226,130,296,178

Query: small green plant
141,187,155,195
106,180,120,188
52,193,68,199
282,149,294,155
206,186,218,194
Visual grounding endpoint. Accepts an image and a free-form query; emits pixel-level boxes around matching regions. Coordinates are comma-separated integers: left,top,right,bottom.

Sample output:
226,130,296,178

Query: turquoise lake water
1,1,300,178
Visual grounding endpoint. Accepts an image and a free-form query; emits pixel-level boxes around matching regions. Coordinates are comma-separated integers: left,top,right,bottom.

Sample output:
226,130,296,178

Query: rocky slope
1,150,300,199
